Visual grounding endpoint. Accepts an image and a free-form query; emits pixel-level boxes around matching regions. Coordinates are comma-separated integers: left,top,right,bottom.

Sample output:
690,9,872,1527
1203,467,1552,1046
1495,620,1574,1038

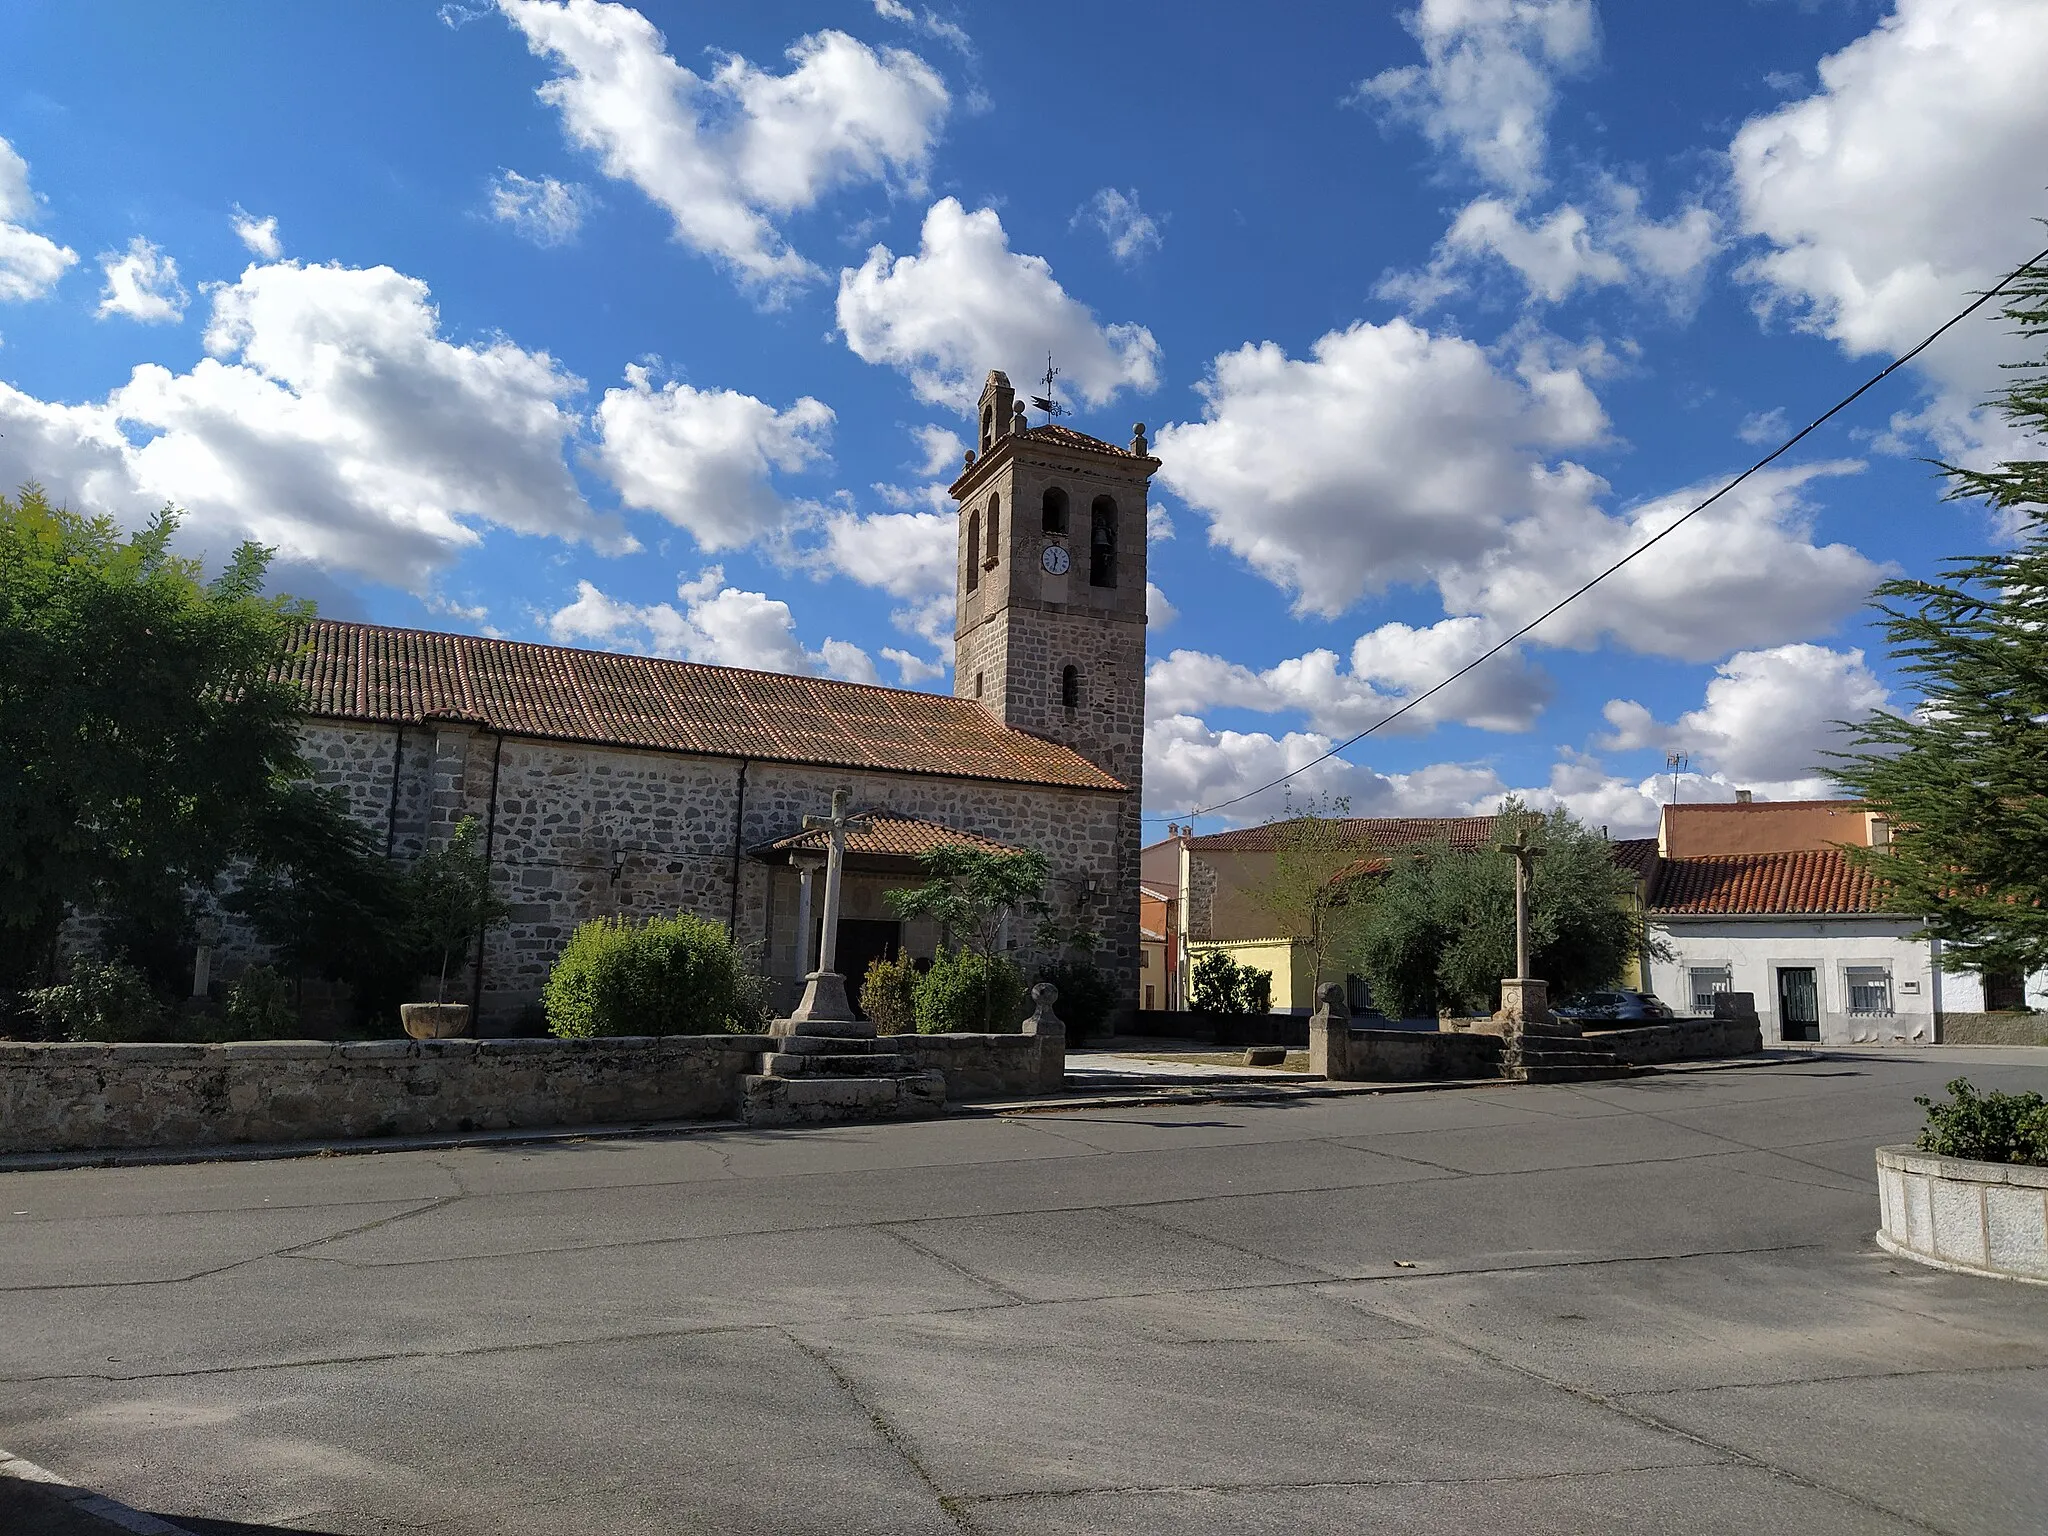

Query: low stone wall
1594,1016,1763,1064
1939,1012,2048,1047
0,1030,1063,1156
1326,1028,1504,1081
893,1032,1060,1097
1876,1144,2048,1285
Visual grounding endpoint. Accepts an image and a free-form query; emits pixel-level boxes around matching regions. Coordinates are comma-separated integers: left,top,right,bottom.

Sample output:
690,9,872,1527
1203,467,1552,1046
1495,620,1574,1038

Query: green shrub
913,947,1025,1034
1191,950,1271,1016
544,913,766,1038
859,953,919,1036
1915,1078,2048,1166
28,957,168,1042
1036,957,1117,1042
224,965,300,1039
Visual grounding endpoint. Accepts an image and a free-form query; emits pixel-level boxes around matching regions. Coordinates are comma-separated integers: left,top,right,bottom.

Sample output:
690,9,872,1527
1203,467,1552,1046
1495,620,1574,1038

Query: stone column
1022,982,1066,1093
1307,982,1351,1079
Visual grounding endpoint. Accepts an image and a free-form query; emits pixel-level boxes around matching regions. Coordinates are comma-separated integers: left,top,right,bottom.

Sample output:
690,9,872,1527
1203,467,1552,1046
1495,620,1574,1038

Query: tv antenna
1029,352,1070,424
1665,752,1691,805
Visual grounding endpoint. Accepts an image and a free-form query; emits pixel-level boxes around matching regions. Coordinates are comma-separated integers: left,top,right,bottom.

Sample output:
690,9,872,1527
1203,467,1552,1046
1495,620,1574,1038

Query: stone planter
400,1002,474,1040
1875,1144,2048,1286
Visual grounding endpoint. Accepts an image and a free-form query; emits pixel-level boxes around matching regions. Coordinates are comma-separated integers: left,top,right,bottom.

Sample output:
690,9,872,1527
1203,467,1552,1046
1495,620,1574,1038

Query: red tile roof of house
755,813,1021,861
275,620,1123,792
1609,837,1661,880
1648,848,1882,915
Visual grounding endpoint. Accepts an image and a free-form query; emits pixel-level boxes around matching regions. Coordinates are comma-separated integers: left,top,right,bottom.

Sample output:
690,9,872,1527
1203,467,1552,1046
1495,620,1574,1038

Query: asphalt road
3,1048,2046,1535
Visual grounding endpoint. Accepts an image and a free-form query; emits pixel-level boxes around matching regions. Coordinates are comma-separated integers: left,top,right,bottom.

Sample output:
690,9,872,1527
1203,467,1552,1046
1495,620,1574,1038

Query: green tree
1833,264,2048,974
1190,949,1272,1016
0,491,310,984
403,817,511,1004
887,846,1052,955
1238,793,1375,993
1355,802,1646,1019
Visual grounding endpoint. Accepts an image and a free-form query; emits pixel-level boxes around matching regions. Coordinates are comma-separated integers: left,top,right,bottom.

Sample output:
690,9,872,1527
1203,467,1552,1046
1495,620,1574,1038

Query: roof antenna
1029,352,1070,425
1665,751,1690,805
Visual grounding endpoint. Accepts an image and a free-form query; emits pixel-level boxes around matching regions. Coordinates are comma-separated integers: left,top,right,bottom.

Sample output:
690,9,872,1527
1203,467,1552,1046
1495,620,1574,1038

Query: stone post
1022,981,1066,1093
1307,982,1351,1080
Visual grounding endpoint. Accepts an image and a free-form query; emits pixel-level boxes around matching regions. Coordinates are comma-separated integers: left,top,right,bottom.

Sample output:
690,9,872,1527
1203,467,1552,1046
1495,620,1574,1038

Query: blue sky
2,0,2044,833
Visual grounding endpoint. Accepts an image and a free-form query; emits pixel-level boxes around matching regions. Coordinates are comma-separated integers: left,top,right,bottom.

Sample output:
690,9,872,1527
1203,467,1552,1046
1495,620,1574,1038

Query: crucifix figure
776,788,873,1036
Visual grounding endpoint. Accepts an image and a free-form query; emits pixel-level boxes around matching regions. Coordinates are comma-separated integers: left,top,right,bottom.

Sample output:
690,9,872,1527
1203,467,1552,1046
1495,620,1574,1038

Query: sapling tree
404,817,510,1005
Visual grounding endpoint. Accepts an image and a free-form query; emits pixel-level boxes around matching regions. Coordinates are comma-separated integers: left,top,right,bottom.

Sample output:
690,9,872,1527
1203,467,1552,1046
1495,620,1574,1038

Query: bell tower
949,369,1157,1002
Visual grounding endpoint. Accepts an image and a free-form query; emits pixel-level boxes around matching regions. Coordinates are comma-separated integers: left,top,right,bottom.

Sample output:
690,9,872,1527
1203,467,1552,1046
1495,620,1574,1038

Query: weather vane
1029,352,1070,424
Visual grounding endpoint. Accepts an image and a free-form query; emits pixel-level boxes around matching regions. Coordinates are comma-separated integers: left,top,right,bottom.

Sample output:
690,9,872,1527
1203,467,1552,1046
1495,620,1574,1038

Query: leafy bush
1036,957,1116,1042
224,965,300,1039
858,953,919,1036
544,913,766,1038
1191,950,1271,1016
914,947,1025,1034
1915,1078,2048,1166
28,957,168,1042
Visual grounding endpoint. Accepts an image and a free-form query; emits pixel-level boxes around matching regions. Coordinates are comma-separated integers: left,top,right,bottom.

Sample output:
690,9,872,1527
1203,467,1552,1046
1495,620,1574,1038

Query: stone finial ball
1317,982,1346,1007
1031,981,1059,1005
963,449,976,467
1133,423,1147,435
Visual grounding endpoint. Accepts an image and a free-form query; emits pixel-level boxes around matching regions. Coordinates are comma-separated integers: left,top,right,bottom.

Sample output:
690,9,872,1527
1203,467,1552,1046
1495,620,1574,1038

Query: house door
1777,967,1820,1042
836,919,902,1019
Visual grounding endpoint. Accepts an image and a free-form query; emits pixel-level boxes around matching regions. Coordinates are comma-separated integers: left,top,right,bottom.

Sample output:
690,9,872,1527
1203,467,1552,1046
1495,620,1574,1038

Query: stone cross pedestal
773,788,874,1040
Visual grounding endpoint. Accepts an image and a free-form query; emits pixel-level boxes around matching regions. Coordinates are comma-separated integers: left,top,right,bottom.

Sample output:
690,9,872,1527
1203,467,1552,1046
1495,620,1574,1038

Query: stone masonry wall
0,1031,1059,1154
287,721,1128,1031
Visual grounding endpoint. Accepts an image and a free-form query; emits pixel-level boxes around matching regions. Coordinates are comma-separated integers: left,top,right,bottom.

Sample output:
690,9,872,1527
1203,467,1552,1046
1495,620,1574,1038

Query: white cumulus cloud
500,1,948,293
1155,319,1606,616
1356,0,1598,197
489,169,591,245
0,258,622,586
1077,188,1163,265
0,136,78,302
548,568,876,682
837,198,1162,411
95,236,189,323
231,207,283,260
593,365,833,550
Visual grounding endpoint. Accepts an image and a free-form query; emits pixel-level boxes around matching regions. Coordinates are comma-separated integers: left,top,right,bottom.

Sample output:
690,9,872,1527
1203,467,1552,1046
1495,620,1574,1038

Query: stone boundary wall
1593,1016,1764,1064
0,1032,1059,1155
1343,1028,1504,1081
1876,1144,2048,1285
1938,1013,2048,1047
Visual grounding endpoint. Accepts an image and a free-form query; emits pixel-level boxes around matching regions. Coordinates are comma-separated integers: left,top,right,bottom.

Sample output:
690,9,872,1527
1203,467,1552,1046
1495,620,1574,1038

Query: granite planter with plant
1876,1079,2048,1286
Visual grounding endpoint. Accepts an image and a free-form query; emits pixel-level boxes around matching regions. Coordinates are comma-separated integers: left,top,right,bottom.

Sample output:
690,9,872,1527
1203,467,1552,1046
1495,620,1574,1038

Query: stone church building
275,372,1155,1031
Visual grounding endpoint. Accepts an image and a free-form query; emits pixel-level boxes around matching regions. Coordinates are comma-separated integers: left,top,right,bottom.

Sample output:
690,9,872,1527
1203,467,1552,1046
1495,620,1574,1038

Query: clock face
1041,543,1070,576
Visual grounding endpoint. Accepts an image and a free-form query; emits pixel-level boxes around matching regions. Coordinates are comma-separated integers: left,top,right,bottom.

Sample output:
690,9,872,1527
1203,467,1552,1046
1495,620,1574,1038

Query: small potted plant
399,817,509,1039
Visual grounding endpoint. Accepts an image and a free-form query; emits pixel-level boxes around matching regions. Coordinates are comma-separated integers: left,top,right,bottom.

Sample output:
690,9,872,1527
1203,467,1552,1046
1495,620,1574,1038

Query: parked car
1555,988,1674,1023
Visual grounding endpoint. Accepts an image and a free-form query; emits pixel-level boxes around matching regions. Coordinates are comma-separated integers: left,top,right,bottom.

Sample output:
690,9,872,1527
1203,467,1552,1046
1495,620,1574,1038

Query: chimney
1735,789,1753,804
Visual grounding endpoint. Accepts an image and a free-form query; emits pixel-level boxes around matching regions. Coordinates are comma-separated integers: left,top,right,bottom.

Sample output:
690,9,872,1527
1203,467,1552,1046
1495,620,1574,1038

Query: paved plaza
3,1048,2046,1535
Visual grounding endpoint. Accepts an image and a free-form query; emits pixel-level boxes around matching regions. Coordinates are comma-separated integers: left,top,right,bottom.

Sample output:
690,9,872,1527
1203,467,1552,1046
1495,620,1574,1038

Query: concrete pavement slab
961,1462,1930,1536
1631,1365,2048,1536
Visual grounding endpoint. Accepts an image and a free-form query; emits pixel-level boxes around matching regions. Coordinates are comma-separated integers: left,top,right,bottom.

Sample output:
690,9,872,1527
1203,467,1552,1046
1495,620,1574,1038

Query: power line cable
1150,243,2048,824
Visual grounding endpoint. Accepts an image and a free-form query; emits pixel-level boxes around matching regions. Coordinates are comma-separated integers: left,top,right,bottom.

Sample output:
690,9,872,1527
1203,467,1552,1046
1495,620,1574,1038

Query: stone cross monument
1494,823,1553,1029
773,788,873,1038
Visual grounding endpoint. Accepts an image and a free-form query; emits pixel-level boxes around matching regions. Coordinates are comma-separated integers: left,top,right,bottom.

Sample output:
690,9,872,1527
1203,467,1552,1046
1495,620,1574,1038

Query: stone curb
0,1447,197,1534
0,1051,1802,1173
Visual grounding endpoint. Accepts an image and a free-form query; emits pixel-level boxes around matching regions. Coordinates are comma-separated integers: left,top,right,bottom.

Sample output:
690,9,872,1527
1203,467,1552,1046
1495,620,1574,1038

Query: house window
1144,984,1156,1010
1985,969,2027,1011
1846,965,1893,1016
1689,966,1732,1014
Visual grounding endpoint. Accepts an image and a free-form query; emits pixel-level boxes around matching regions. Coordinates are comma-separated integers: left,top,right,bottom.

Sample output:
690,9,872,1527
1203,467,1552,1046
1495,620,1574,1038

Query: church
274,371,1154,1032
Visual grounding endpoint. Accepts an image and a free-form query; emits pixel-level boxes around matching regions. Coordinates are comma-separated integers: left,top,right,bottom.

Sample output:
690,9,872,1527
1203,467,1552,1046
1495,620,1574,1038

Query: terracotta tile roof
1648,849,1882,915
1023,423,1146,457
276,620,1122,792
755,812,1021,861
1188,815,1502,854
1609,837,1661,880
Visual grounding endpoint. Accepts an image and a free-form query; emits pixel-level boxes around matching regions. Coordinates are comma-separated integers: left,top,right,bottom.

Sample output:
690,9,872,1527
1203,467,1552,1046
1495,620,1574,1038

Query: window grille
1689,966,1732,1014
1846,965,1893,1016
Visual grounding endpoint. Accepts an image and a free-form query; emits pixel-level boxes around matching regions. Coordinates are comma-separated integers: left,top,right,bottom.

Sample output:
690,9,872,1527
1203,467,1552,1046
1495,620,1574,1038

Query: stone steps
1507,1028,1631,1084
758,1051,908,1077
741,1070,945,1127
